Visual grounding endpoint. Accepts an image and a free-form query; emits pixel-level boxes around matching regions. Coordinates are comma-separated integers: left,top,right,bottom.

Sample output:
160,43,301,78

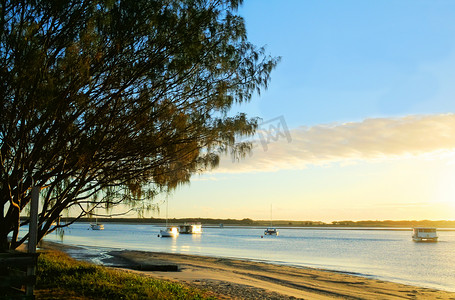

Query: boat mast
270,204,273,227
166,198,168,227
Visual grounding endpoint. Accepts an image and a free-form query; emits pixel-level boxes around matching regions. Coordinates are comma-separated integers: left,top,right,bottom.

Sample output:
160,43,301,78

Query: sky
151,0,455,222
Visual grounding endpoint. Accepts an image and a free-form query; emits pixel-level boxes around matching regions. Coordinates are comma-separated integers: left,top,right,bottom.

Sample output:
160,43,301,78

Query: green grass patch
36,250,216,300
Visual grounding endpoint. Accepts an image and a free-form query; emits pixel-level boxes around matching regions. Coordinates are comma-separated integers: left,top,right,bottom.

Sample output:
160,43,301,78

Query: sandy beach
41,241,455,299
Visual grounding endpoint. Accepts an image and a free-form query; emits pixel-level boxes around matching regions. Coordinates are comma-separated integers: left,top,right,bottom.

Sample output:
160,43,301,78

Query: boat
179,222,202,234
90,223,104,230
412,227,438,242
264,204,279,236
159,198,178,238
159,226,179,237
264,227,278,235
90,218,104,230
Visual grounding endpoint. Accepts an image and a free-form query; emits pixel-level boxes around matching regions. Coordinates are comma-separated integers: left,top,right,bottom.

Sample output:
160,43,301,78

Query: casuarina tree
0,0,278,250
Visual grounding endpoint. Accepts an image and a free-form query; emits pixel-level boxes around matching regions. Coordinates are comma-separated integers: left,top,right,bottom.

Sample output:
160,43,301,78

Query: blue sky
237,0,455,126
148,0,455,222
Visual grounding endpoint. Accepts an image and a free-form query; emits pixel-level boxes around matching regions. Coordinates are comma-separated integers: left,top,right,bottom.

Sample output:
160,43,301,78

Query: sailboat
90,218,104,230
159,198,179,238
264,204,278,236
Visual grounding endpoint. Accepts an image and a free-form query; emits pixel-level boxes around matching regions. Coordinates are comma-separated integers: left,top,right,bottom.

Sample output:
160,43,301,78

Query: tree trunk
0,230,10,251
0,205,11,251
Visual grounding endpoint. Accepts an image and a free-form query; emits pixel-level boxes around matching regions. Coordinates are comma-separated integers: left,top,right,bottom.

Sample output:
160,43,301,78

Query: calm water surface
42,223,455,292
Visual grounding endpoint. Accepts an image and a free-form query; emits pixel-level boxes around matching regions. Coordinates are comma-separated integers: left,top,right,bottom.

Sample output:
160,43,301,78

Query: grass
35,250,216,299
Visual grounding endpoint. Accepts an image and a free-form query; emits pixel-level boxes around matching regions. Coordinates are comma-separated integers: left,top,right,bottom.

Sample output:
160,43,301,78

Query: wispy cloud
213,114,455,173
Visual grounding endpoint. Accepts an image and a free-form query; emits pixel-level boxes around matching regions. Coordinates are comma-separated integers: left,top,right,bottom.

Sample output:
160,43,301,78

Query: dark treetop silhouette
0,0,278,250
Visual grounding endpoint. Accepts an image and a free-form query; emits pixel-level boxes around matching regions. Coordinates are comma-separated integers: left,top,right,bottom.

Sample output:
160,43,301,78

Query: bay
42,223,455,292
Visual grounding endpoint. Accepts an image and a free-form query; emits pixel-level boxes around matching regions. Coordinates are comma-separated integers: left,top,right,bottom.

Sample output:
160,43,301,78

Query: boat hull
160,227,179,238
412,237,438,242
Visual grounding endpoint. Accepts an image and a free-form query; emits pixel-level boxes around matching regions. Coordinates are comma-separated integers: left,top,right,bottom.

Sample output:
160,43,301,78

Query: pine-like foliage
0,0,278,250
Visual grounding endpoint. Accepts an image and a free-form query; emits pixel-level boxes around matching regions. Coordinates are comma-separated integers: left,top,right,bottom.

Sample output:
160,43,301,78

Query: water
41,223,455,292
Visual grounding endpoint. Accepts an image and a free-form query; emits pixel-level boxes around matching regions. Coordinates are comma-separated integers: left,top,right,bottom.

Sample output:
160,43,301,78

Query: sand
41,242,455,299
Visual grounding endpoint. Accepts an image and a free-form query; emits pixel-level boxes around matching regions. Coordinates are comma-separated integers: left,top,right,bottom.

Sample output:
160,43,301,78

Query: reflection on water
191,234,202,242
40,223,455,292
54,226,65,242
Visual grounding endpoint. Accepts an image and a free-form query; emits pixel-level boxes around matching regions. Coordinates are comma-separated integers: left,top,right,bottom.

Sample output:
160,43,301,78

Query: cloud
213,114,455,173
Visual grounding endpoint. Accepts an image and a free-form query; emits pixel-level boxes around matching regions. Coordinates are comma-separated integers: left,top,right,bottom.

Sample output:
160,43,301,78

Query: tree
0,0,278,250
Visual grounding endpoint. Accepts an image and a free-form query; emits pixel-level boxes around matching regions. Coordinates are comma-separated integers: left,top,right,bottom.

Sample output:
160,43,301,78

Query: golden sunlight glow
434,160,455,213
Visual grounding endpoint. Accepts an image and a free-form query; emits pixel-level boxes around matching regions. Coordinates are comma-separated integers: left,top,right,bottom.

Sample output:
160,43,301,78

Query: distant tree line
39,217,455,228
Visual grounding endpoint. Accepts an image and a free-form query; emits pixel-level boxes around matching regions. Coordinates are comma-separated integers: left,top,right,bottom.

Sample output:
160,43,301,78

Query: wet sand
41,242,455,299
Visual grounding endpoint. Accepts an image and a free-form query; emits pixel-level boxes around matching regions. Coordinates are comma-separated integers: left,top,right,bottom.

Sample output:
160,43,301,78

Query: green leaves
0,0,278,250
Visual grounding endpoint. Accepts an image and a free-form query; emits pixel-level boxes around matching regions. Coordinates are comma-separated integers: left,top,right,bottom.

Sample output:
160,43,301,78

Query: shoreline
34,217,455,229
40,241,455,299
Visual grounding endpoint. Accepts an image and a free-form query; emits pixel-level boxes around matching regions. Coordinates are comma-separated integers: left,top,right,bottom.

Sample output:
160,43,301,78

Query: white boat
159,198,178,238
90,223,104,230
179,223,202,234
264,227,278,235
90,217,104,230
412,227,438,242
159,226,179,237
264,204,279,236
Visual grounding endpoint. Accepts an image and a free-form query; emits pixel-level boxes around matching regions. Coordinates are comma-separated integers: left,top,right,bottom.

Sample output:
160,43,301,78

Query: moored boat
160,226,179,237
179,223,202,234
90,223,104,230
412,227,438,242
264,227,278,236
264,204,279,236
159,198,178,237
90,217,104,230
